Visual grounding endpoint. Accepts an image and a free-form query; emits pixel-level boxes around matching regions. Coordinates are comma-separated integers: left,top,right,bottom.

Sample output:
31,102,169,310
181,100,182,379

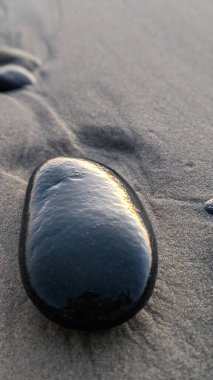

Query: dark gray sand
0,1,212,379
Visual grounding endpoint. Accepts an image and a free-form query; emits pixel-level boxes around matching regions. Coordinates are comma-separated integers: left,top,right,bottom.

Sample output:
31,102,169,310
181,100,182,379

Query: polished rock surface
0,64,35,91
19,157,158,330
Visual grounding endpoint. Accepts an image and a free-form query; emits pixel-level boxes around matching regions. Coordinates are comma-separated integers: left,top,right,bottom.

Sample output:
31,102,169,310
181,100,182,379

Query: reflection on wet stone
19,157,158,330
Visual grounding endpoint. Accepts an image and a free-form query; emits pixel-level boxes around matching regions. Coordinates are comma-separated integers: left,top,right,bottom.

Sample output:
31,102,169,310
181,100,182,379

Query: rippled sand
0,1,212,379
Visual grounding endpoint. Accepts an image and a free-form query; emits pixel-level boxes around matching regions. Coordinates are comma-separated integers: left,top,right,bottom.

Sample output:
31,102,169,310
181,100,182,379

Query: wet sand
0,1,212,379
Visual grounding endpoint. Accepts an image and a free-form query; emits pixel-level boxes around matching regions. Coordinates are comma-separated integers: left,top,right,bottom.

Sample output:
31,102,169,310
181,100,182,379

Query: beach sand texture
0,0,212,379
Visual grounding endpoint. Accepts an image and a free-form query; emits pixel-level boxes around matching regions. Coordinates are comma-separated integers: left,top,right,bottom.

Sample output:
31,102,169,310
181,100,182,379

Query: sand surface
0,1,212,379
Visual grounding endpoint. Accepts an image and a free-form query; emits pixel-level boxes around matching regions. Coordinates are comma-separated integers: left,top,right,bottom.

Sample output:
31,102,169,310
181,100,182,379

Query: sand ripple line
0,169,27,186
20,91,83,157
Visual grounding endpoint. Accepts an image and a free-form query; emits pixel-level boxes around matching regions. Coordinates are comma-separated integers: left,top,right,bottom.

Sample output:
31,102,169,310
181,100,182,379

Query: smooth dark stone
19,158,158,330
0,64,35,91
0,45,41,71
204,199,213,215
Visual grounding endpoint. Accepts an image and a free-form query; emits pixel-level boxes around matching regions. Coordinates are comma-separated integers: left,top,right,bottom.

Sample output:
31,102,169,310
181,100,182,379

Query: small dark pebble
0,45,41,71
204,199,213,215
0,64,35,91
19,157,158,330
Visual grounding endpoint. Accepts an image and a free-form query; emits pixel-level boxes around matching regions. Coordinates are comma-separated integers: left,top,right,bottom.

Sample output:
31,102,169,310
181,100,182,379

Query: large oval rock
19,157,158,329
